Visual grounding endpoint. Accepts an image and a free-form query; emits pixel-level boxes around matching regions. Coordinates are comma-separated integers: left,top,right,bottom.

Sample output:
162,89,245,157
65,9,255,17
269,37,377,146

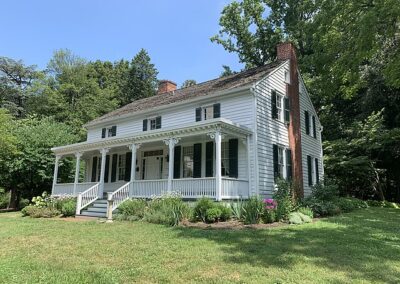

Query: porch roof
51,118,252,156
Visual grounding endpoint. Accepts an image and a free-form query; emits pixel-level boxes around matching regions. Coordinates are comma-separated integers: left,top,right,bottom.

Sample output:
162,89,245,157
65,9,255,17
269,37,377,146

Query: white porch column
128,143,141,182
73,152,82,196
99,148,109,198
164,138,180,193
52,155,61,195
246,135,252,197
208,128,223,201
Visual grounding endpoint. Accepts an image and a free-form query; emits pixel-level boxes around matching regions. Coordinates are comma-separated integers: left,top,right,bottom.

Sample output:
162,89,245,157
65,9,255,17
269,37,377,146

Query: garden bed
180,219,287,230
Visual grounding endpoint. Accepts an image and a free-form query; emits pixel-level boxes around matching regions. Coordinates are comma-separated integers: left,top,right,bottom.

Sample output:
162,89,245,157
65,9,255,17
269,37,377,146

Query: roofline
53,118,253,156
84,84,252,129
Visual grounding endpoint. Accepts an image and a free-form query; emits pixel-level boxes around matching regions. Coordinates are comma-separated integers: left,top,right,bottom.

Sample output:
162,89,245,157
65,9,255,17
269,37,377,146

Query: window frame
182,146,194,178
221,141,230,177
203,105,214,121
117,154,126,181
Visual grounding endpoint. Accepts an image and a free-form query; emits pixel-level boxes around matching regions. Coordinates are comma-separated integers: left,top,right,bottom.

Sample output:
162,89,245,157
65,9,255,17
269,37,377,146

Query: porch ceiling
51,118,252,156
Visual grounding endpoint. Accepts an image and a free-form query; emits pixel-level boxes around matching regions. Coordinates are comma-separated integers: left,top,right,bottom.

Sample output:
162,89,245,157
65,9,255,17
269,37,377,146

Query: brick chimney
277,42,304,199
157,80,177,95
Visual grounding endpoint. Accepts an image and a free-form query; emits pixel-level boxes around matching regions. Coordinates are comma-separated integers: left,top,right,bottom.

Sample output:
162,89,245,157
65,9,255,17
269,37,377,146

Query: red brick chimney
277,42,304,199
157,80,177,95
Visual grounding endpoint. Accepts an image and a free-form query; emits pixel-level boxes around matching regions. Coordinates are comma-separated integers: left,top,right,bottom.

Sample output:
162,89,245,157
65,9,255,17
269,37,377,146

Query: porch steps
80,199,109,218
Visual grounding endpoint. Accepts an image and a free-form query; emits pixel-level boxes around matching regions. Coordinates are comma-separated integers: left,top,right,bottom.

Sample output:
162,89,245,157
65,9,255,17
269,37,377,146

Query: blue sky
0,0,243,86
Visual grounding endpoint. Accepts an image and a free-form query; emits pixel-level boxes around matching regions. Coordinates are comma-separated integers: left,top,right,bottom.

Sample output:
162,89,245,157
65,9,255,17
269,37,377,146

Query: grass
0,208,399,283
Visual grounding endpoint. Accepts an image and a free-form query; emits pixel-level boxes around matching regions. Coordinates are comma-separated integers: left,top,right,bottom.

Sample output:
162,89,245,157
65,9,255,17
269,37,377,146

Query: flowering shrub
263,198,278,223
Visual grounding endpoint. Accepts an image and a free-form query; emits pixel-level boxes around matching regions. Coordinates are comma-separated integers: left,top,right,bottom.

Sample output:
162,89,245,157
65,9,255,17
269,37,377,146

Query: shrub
334,197,368,213
304,200,341,217
242,196,264,224
297,206,313,219
61,199,76,217
217,204,232,221
310,180,339,201
18,198,29,209
144,193,190,226
274,179,295,221
21,205,60,218
206,207,222,223
289,212,312,224
0,190,10,209
118,199,147,219
367,200,399,208
263,209,276,223
193,197,215,222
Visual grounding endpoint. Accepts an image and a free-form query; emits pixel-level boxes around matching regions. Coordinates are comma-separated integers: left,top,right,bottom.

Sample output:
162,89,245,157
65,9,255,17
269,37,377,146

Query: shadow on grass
173,208,400,283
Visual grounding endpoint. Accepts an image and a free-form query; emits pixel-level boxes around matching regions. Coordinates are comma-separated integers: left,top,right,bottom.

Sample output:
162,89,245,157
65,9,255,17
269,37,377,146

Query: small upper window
195,103,220,122
284,69,291,84
143,116,161,131
102,126,116,138
204,106,214,120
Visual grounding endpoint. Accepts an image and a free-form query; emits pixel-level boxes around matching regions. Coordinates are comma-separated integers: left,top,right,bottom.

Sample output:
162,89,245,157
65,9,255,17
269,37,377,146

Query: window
312,115,317,138
284,69,291,84
118,154,126,181
182,146,194,178
221,142,230,176
101,126,116,138
307,155,313,186
195,103,220,122
273,144,292,181
143,116,161,131
305,111,310,135
277,146,284,178
97,157,102,182
271,90,289,123
315,158,319,184
276,94,282,121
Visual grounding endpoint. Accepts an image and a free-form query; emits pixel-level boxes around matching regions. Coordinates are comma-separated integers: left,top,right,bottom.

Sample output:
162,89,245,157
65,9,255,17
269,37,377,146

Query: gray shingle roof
87,60,284,126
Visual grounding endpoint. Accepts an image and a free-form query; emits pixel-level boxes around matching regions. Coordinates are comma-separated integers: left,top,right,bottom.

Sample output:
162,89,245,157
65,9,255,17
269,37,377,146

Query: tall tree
122,49,158,105
0,57,41,117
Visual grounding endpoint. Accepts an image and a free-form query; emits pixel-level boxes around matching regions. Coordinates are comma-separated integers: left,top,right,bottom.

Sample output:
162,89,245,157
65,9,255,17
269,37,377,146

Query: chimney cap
157,80,177,95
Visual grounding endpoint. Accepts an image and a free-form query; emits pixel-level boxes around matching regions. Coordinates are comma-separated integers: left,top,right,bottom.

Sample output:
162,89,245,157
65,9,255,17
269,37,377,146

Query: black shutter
229,139,239,178
315,158,319,184
173,146,181,179
213,103,221,118
286,149,292,180
312,116,316,138
193,143,202,178
205,142,214,177
195,107,202,122
143,119,148,131
307,155,312,186
284,97,290,123
111,154,118,182
156,116,162,129
91,157,98,182
111,126,117,137
305,111,310,135
271,90,278,119
124,152,132,181
101,128,106,138
104,155,110,183
273,144,279,181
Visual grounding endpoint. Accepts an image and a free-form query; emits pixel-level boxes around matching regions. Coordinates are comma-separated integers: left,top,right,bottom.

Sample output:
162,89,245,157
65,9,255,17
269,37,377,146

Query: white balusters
76,183,100,215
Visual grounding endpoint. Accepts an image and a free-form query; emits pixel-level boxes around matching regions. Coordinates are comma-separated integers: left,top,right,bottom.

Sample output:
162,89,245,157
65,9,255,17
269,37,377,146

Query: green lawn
0,208,399,284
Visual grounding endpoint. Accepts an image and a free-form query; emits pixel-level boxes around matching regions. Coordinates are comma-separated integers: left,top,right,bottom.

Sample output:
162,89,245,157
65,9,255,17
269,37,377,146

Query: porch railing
172,178,216,198
221,178,249,198
76,183,100,215
108,182,131,212
52,182,98,196
130,179,168,197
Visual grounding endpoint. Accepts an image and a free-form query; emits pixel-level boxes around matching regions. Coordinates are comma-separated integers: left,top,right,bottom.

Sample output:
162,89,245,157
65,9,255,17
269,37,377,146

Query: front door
142,150,163,180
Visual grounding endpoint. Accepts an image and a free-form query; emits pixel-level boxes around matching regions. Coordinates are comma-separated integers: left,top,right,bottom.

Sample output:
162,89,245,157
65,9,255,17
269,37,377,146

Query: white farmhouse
51,43,323,218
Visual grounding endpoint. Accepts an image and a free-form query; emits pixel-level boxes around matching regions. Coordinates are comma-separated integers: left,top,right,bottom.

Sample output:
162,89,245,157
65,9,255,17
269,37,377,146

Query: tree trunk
7,188,18,209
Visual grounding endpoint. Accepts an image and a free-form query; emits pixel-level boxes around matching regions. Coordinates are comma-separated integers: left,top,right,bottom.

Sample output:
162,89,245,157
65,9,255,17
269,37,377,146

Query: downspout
250,85,259,196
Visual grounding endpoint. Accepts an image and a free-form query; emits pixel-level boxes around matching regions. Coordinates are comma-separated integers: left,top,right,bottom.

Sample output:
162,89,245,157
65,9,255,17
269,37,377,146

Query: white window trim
202,105,214,121
284,69,291,84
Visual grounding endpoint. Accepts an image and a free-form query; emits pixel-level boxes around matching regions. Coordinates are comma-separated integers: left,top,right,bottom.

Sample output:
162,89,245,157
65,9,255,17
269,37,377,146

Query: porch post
215,130,222,201
208,128,223,201
99,148,109,198
246,135,252,197
164,138,180,193
129,143,141,182
73,152,82,196
52,155,61,195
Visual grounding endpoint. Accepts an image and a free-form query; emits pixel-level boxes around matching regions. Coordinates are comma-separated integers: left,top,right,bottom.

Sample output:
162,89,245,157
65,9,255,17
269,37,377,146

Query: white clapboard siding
86,91,254,142
299,76,324,196
254,61,290,197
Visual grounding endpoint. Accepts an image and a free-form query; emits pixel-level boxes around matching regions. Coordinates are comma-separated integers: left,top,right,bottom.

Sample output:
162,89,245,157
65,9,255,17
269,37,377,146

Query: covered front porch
51,119,253,215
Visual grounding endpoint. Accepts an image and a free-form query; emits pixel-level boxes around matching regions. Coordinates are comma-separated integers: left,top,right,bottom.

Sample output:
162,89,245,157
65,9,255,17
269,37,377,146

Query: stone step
80,211,106,218
94,199,108,204
86,207,107,213
92,203,107,208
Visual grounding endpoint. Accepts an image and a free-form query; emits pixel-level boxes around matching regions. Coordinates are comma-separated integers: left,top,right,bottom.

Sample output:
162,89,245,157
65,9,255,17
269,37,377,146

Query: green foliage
60,200,76,217
118,199,147,219
297,207,313,219
230,199,244,220
242,196,264,224
143,194,190,226
192,197,216,222
21,205,60,218
335,198,368,213
367,200,399,209
181,80,196,88
289,212,312,225
0,189,10,209
273,179,295,221
310,180,339,201
217,204,232,221
206,207,222,223
262,209,276,224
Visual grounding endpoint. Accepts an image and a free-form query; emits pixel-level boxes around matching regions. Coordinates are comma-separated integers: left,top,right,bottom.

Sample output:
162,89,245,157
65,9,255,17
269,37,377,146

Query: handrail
76,183,100,215
106,182,131,220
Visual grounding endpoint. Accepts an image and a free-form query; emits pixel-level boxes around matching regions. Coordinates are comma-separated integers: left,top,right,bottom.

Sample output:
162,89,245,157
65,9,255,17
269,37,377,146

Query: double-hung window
182,146,194,178
195,103,221,122
118,154,126,181
143,116,161,131
271,90,290,123
273,144,292,182
101,126,117,138
221,142,230,176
